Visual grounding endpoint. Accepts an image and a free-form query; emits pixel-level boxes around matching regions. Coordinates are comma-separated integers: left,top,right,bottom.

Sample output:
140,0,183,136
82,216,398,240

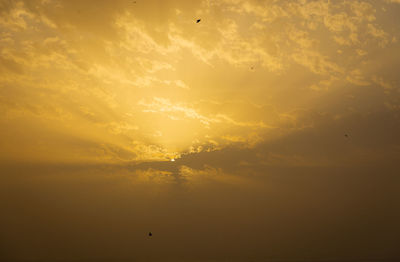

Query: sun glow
1,1,400,261
0,0,398,165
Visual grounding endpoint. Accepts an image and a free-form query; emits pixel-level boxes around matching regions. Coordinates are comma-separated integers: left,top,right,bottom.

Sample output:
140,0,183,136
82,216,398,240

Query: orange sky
1,0,400,261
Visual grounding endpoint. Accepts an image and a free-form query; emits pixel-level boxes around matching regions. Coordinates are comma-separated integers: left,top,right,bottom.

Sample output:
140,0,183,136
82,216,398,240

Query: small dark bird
344,134,348,138
251,66,254,70
196,19,201,23
148,232,152,237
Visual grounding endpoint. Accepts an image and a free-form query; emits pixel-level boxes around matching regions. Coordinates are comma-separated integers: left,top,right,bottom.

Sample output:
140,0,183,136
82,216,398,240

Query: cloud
346,69,370,86
1,1,400,261
0,0,399,164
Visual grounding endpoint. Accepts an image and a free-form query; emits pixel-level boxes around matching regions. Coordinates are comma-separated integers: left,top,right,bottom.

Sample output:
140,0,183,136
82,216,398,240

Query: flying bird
196,19,201,23
148,232,152,237
344,134,349,138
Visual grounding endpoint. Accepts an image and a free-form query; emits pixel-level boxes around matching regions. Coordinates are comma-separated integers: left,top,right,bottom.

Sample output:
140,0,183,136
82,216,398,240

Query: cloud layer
1,0,400,261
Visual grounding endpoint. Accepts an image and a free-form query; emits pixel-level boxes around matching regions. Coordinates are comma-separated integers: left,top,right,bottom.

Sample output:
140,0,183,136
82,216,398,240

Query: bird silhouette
148,232,152,237
344,134,349,138
196,19,201,23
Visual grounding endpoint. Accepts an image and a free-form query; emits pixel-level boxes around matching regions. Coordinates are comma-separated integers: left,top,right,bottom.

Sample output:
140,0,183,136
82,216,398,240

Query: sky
1,0,400,261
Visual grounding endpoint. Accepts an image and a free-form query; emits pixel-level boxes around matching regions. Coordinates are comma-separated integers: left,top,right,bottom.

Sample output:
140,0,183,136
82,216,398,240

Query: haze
1,0,400,261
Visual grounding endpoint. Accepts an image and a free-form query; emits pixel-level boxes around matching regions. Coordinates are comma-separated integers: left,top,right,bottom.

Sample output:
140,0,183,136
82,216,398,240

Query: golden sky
1,0,400,261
